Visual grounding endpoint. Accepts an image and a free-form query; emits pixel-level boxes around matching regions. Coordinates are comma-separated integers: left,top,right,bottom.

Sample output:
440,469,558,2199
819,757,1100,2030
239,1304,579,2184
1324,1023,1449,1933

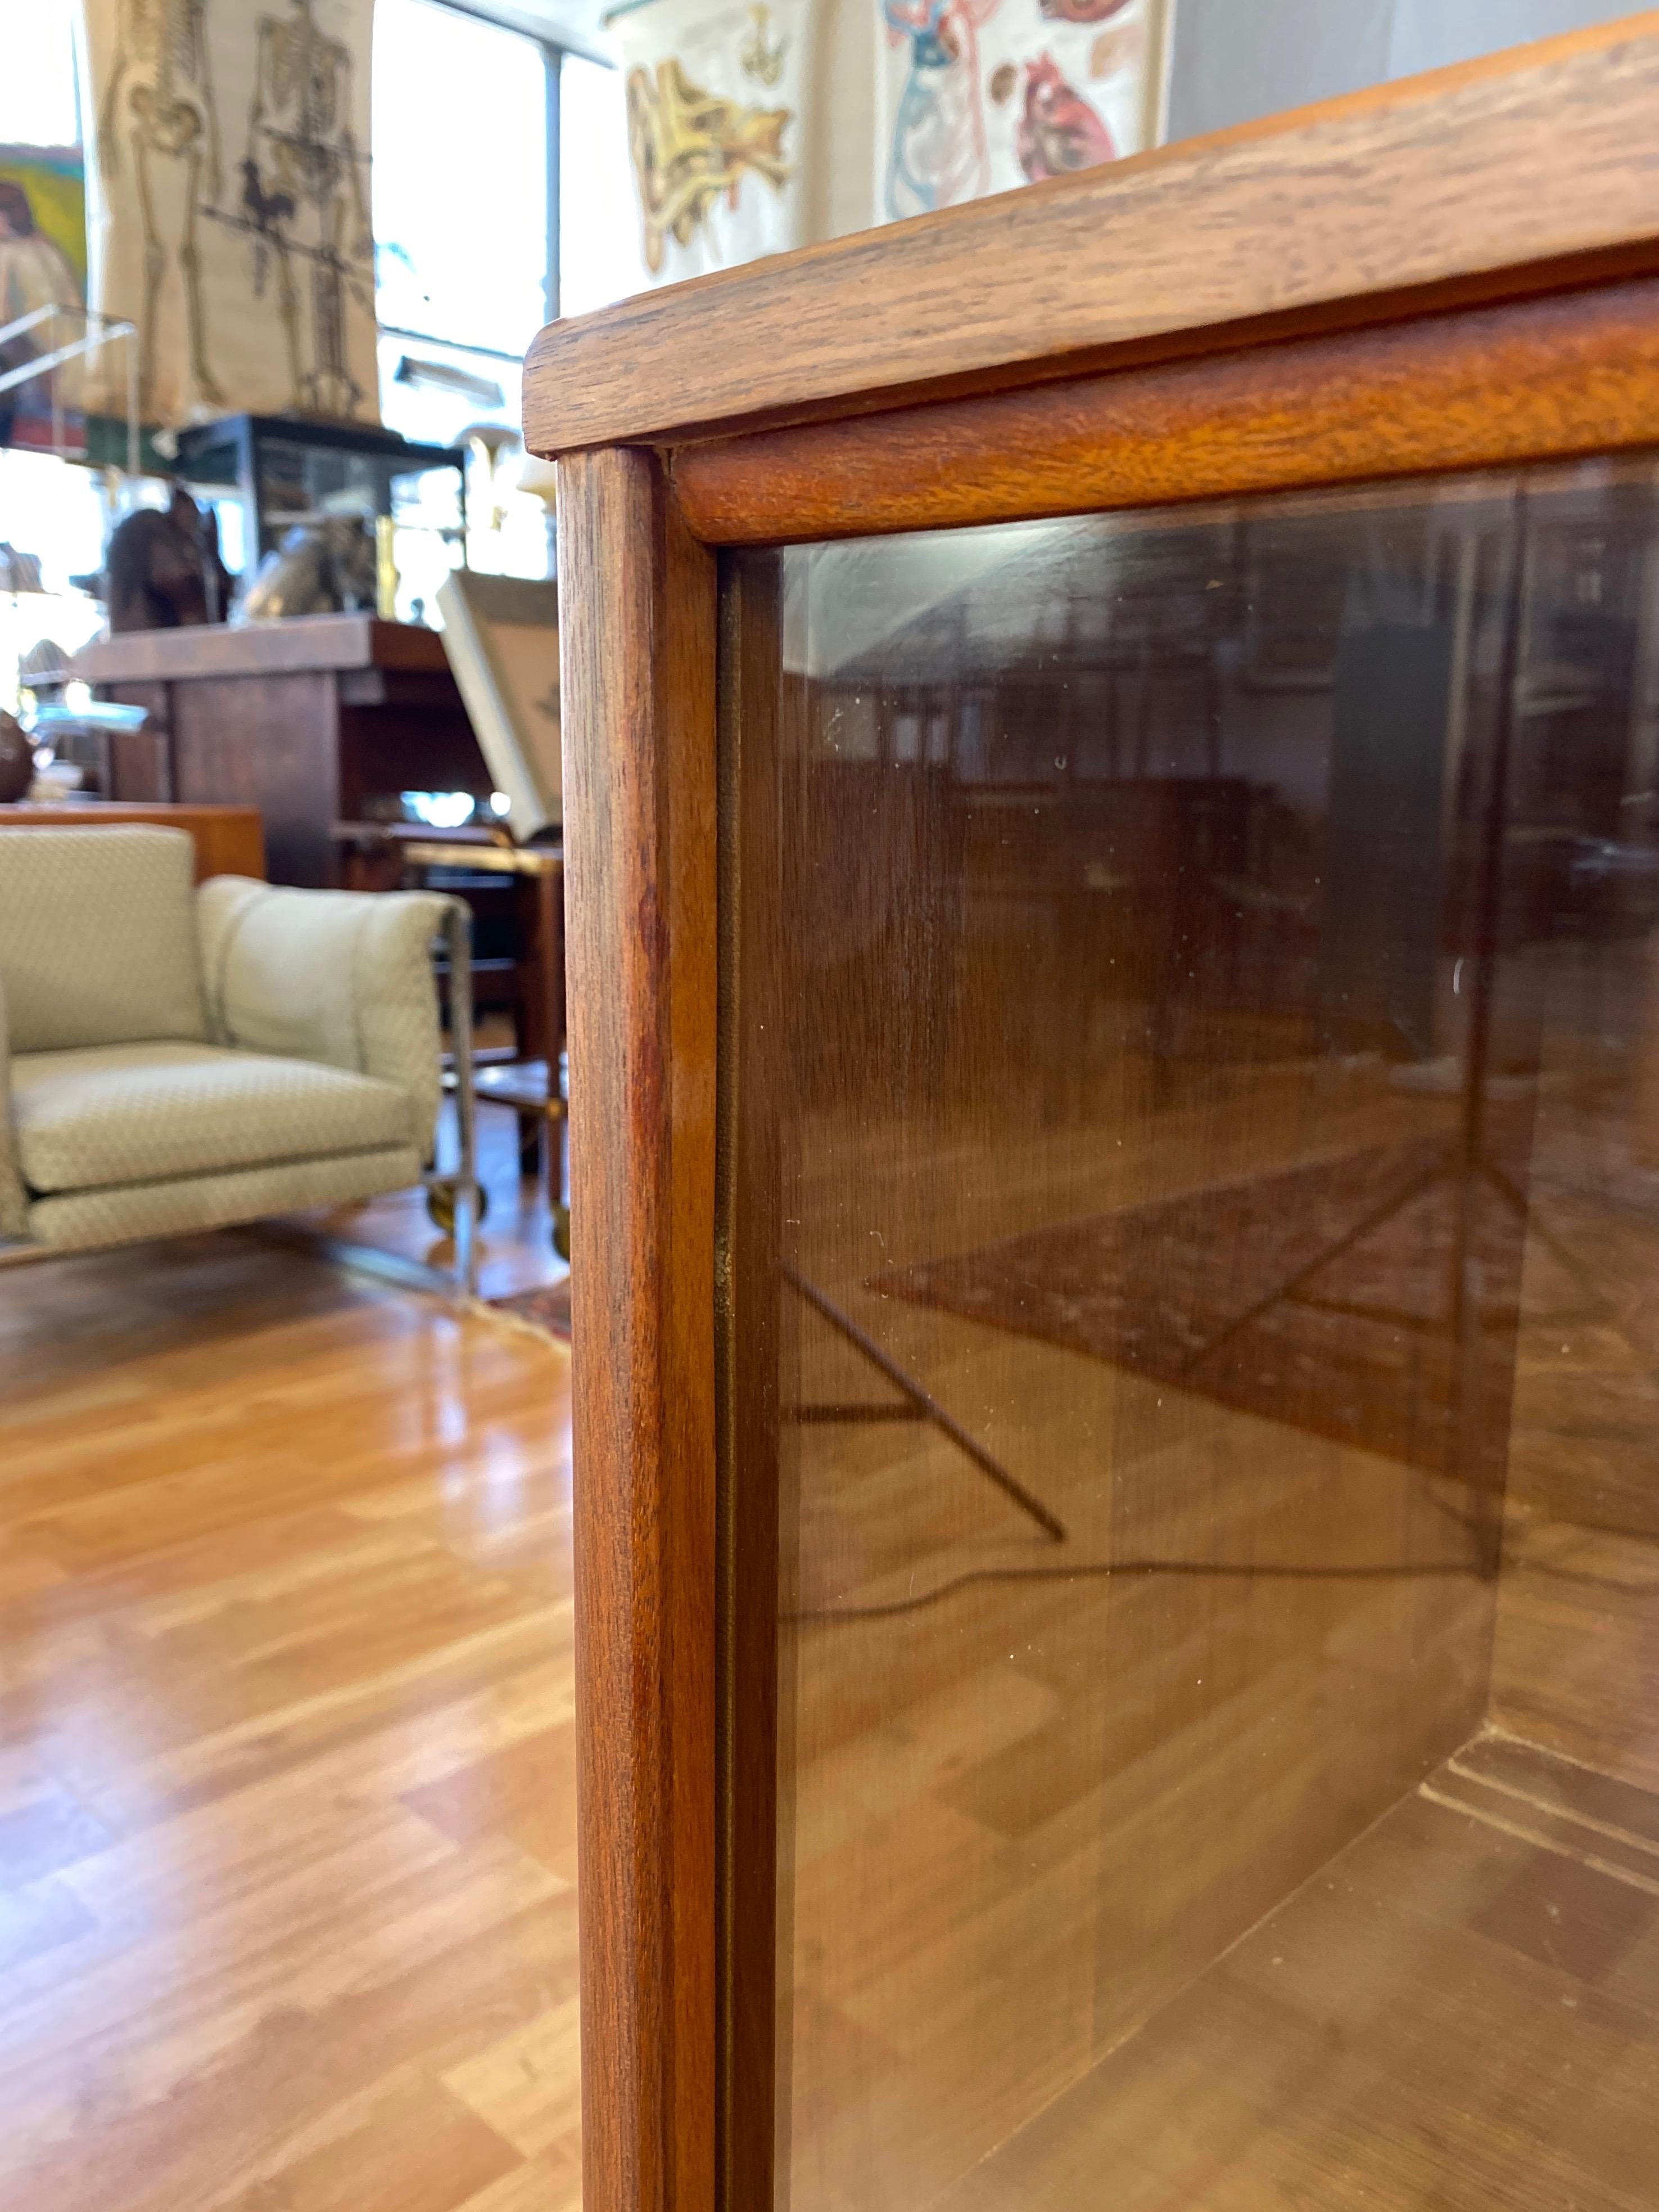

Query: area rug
874,1139,1557,1479
489,1276,572,1343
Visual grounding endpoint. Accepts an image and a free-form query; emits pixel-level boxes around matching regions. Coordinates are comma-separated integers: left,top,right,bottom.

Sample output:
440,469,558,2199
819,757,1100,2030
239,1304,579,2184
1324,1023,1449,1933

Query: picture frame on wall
436,569,561,843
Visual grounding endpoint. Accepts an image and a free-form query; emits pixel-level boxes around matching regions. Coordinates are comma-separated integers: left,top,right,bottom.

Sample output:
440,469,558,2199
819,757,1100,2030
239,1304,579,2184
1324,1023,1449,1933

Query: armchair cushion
11,1042,416,1195
196,879,449,1155
27,1148,422,1255
0,827,205,1052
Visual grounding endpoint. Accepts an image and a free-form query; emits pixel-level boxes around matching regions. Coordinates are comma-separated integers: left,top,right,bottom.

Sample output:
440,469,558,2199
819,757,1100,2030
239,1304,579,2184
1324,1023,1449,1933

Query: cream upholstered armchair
0,826,476,1281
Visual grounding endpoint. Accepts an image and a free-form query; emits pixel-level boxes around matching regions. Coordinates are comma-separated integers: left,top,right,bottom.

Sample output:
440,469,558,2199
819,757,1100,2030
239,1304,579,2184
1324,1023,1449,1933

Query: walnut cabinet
524,23,1659,2209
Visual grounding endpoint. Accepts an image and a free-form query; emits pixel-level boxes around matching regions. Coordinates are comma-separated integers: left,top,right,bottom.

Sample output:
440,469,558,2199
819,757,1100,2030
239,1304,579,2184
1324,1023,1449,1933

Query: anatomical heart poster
80,0,381,427
877,0,1169,222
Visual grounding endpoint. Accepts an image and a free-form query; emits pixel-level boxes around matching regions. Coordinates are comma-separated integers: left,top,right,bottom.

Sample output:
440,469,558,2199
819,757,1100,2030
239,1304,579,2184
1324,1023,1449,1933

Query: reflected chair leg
554,1057,571,1259
784,1265,1066,1542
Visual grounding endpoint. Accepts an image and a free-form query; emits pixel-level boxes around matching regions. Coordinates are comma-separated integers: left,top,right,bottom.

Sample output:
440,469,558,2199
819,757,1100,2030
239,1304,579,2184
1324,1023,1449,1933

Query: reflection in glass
740,465,1659,2210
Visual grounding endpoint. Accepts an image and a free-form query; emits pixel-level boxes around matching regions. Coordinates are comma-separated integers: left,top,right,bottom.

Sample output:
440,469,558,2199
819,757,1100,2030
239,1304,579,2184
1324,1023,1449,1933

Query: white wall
1389,0,1637,74
1165,0,1393,141
1166,0,1641,142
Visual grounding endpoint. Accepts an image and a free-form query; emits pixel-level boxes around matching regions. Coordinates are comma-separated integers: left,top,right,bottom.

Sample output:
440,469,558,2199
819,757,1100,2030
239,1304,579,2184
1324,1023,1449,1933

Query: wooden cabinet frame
526,21,1659,2209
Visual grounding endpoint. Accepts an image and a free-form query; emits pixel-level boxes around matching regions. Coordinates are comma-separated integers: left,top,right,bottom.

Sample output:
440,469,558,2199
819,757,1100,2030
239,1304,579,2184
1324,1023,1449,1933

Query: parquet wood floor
0,1231,578,2212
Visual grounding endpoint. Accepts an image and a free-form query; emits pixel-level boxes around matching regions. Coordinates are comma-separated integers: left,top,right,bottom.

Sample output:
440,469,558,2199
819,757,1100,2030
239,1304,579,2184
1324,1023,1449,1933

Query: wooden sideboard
0,802,265,881
74,614,491,888
527,22,1659,2212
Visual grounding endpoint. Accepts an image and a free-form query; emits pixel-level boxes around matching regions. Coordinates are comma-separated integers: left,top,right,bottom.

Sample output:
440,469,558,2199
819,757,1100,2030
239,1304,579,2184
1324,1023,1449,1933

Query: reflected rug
874,1139,1571,1477
489,1275,572,1344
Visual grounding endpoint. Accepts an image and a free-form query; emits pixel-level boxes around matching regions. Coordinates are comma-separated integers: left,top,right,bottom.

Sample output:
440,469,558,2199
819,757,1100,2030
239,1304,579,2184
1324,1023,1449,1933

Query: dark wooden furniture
0,802,265,881
474,1060,569,1243
527,22,1659,2212
395,837,567,1091
336,821,568,1195
73,615,491,888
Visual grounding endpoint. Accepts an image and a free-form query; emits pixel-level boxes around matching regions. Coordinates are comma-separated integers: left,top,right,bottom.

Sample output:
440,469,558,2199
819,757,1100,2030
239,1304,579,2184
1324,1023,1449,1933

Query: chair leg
443,901,481,1299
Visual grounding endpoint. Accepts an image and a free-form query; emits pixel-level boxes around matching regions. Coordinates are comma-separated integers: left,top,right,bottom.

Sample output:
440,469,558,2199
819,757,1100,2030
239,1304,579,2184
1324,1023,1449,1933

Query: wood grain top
74,613,452,684
523,13,1659,456
670,277,1659,543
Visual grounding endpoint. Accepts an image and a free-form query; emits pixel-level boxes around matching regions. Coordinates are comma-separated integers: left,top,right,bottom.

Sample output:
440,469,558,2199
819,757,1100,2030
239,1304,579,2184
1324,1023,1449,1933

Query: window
373,0,551,455
0,0,105,709
558,52,644,320
0,450,108,712
0,0,80,145
0,0,652,666
373,0,551,356
372,6,650,577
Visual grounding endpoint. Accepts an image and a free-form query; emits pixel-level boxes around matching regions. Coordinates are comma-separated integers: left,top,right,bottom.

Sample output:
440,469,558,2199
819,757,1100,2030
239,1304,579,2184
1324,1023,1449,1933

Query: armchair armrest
195,877,460,1157
0,974,25,1238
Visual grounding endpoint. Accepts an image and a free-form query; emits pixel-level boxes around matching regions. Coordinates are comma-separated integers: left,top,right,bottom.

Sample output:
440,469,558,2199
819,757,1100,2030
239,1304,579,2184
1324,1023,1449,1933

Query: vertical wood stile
558,445,719,2212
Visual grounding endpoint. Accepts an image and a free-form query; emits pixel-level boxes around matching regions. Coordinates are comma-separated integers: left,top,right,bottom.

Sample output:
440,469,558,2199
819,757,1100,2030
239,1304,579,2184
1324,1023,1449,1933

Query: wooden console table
0,802,265,881
74,614,491,888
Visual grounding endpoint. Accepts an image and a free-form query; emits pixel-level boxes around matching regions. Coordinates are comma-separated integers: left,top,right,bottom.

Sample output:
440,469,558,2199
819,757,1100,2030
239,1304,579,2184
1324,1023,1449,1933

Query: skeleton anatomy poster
80,0,379,428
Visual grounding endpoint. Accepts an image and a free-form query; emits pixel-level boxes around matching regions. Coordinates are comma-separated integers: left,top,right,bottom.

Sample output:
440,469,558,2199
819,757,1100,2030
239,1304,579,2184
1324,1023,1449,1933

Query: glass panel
737,461,1659,2211
377,331,518,447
